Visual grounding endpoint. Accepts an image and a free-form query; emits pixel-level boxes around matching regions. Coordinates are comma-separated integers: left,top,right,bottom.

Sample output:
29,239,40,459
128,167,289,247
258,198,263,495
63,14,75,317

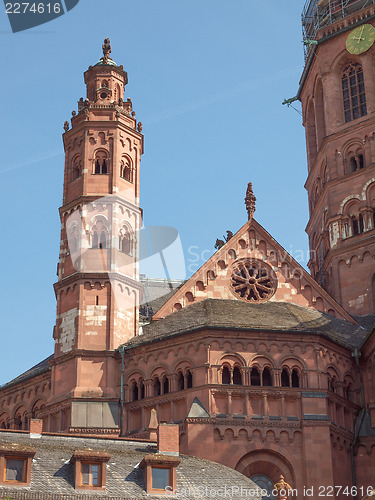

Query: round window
100,92,108,99
230,259,277,303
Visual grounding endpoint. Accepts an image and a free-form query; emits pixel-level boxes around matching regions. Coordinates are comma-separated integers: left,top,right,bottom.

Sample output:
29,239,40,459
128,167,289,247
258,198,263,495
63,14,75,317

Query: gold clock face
346,24,375,54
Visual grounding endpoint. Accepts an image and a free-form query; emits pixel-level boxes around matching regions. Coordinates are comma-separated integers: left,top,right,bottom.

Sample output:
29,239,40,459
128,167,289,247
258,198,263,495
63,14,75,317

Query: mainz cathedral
1,1,375,498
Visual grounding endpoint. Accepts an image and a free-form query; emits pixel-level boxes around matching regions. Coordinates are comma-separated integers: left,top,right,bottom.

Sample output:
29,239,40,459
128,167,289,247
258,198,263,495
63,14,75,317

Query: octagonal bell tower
45,39,144,432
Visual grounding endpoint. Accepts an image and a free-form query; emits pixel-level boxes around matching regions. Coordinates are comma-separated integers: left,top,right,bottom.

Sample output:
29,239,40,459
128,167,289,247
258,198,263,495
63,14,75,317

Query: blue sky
0,0,308,384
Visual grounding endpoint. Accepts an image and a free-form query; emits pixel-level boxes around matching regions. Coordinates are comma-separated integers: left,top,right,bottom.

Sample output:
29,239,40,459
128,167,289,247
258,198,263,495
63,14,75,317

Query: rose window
230,259,277,303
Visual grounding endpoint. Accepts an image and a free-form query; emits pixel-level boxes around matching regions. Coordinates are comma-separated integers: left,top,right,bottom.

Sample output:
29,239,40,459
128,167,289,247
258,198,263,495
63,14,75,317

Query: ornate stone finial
137,122,143,133
102,37,111,64
273,475,292,500
245,182,256,220
63,121,69,132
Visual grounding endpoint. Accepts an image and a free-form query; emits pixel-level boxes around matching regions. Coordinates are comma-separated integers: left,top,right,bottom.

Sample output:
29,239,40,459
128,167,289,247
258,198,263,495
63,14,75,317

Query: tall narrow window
262,367,272,386
233,366,242,385
281,368,290,387
177,372,184,391
342,63,367,122
132,383,138,402
186,370,193,389
163,376,169,395
154,378,161,397
250,367,261,386
291,369,300,388
222,366,231,384
139,380,145,399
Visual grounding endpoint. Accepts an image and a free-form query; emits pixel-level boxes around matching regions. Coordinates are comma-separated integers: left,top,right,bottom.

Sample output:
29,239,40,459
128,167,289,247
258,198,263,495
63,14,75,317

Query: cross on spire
245,182,256,220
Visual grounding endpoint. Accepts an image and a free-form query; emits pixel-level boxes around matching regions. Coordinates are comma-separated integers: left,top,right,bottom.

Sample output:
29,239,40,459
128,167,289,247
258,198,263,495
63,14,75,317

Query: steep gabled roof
153,217,356,324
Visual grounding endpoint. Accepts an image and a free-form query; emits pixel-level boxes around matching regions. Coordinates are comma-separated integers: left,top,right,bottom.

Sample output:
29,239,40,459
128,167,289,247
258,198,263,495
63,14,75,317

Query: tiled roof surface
124,299,369,350
0,431,261,499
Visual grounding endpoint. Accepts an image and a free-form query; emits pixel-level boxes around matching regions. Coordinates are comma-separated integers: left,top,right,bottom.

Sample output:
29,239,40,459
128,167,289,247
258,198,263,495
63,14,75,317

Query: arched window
359,214,364,233
153,378,161,397
94,151,109,174
281,368,290,387
132,382,138,401
92,231,98,249
250,367,261,386
91,219,108,249
352,216,359,236
262,367,272,386
348,153,365,173
233,366,242,385
120,228,132,255
163,376,169,395
222,366,231,385
99,231,107,249
350,156,357,172
120,158,133,183
71,155,81,181
342,63,367,123
358,154,364,169
186,370,193,389
177,372,184,391
139,380,145,400
291,369,300,388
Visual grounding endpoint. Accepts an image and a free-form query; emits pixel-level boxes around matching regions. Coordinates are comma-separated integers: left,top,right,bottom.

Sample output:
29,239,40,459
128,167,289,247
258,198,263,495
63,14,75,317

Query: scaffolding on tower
302,0,375,59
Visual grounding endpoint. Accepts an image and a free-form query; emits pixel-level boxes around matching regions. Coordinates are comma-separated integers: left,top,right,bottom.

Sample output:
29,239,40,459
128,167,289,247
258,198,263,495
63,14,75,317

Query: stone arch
235,449,295,487
216,352,246,367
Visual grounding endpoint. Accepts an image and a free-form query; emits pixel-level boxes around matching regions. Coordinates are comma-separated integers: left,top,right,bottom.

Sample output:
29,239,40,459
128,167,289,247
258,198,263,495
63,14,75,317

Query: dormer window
70,450,110,491
151,467,172,491
81,463,100,487
0,444,35,486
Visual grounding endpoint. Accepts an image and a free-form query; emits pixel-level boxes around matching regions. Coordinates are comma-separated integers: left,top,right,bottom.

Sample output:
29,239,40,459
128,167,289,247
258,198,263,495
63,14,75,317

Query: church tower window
177,372,184,391
186,370,193,388
291,369,300,388
222,366,231,385
250,367,261,386
262,367,272,386
281,368,290,387
342,63,367,122
94,150,109,175
233,366,242,385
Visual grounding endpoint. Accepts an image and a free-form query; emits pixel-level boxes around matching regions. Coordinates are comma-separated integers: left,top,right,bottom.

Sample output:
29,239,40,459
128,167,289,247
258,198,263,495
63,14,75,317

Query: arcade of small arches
0,399,46,430
220,365,301,389
68,150,135,183
129,369,193,402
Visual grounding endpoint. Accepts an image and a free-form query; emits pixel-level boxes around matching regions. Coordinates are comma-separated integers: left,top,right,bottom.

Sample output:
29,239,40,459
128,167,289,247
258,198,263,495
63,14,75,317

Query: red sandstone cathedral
1,1,375,498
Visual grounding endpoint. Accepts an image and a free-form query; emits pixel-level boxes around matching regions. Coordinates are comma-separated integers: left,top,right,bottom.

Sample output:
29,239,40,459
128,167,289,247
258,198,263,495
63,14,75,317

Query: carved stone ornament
63,121,69,132
230,259,277,303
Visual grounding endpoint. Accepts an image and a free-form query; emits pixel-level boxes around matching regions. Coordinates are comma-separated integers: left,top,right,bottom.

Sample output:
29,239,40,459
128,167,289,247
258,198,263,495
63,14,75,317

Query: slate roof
124,298,370,350
0,430,261,499
0,355,53,390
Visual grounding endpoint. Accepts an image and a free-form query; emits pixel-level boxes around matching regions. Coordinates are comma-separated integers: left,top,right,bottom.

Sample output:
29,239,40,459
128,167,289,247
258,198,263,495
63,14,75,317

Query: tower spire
245,182,256,220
